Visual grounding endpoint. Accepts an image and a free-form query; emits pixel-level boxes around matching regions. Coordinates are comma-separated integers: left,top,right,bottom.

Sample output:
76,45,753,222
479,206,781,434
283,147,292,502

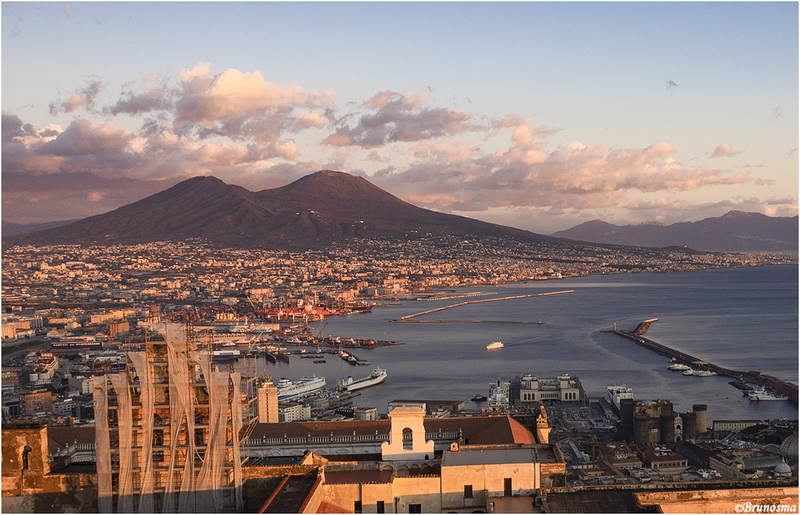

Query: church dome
780,434,798,460
774,460,792,475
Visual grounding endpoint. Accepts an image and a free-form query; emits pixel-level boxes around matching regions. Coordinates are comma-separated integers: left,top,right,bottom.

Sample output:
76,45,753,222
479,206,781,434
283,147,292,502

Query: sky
2,2,798,234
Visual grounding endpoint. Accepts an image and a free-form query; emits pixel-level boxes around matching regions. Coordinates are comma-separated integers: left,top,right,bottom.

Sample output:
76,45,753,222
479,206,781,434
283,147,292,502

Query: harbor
609,319,798,404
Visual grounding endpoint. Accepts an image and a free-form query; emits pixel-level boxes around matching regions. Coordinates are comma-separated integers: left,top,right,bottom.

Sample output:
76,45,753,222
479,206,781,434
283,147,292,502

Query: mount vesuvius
3,170,560,248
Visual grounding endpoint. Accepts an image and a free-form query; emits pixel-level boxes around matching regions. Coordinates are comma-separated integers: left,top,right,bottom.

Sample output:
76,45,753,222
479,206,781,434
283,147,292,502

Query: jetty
608,319,798,404
393,290,573,323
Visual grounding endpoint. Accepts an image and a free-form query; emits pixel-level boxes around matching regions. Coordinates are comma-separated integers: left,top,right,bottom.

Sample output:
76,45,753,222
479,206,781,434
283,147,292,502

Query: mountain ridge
2,170,555,248
552,211,798,252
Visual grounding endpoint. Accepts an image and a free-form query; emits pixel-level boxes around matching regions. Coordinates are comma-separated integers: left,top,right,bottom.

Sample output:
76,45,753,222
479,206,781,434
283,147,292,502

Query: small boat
313,359,326,364
486,341,504,350
471,394,487,402
668,363,690,371
695,370,718,377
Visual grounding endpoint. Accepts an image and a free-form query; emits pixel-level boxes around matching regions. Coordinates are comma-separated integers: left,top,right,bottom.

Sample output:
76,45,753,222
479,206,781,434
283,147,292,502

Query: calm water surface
257,265,798,423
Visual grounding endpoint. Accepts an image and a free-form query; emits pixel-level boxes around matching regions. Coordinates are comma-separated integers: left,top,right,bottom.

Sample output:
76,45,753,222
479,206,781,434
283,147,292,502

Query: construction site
92,321,259,513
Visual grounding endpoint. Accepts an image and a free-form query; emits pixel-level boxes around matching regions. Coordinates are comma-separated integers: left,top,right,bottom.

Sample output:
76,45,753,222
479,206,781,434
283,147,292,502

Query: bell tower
381,406,434,461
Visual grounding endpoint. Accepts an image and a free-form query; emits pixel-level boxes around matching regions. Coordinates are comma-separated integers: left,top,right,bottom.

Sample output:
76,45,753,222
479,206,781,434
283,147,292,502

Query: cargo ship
276,375,326,401
338,368,387,392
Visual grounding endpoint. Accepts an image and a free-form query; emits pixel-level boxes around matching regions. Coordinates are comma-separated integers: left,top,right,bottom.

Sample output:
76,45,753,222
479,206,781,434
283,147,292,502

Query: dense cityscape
1,238,797,512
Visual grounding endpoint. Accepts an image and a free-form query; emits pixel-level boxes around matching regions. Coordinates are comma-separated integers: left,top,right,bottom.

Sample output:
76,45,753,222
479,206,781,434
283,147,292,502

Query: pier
393,290,574,323
608,319,798,404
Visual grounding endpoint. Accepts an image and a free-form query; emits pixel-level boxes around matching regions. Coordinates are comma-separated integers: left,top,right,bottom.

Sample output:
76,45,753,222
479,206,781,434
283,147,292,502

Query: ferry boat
486,341,504,350
668,363,691,371
338,368,387,392
748,387,788,402
212,349,240,361
276,375,326,401
606,385,634,412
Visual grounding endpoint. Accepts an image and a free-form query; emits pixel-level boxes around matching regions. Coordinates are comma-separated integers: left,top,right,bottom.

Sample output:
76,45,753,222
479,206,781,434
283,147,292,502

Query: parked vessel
276,375,326,401
471,394,488,402
668,363,691,371
486,341,504,350
695,370,718,377
606,385,634,413
748,387,788,402
212,349,240,361
338,368,387,392
682,368,718,377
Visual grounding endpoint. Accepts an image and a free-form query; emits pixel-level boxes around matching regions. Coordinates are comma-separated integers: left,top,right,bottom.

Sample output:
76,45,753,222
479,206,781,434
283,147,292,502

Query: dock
393,290,573,323
608,319,797,404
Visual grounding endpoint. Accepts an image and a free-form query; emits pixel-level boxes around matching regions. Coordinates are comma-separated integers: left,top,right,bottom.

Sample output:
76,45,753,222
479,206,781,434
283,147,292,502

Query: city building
260,406,567,513
20,389,52,416
256,379,278,423
519,373,584,403
91,322,250,512
713,419,762,438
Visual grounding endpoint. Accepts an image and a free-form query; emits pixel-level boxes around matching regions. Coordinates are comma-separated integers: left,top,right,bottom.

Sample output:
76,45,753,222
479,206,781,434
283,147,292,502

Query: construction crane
313,322,329,342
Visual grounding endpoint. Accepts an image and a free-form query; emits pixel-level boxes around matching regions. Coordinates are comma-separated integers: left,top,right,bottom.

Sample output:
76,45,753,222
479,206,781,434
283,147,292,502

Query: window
402,427,413,450
409,504,422,513
377,501,385,513
504,478,512,497
354,501,362,513
464,485,473,499
21,445,32,470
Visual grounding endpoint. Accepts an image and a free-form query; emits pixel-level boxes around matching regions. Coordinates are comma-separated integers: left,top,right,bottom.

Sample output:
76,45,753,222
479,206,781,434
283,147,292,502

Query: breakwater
609,319,798,404
392,290,574,323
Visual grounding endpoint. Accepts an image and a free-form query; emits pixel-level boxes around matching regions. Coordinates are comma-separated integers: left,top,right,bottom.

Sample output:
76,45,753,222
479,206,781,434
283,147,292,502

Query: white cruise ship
276,375,326,401
606,385,634,412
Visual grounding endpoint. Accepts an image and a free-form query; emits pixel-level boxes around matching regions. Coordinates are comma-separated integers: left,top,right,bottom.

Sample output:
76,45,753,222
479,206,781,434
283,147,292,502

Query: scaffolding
93,322,245,513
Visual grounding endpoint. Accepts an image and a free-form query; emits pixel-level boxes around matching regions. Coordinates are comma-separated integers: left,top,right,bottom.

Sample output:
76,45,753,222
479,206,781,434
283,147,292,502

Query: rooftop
443,447,537,467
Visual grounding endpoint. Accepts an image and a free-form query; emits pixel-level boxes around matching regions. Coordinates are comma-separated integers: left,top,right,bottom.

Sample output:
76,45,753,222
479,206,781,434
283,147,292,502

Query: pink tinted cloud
709,144,743,158
376,121,751,214
49,77,103,115
322,89,479,148
38,119,133,157
170,63,336,143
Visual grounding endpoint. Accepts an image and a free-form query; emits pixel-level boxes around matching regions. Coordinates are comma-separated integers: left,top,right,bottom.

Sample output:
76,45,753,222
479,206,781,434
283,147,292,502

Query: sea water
257,264,798,423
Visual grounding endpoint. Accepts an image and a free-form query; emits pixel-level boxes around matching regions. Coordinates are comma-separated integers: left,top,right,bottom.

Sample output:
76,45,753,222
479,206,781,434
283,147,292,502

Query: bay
259,265,798,423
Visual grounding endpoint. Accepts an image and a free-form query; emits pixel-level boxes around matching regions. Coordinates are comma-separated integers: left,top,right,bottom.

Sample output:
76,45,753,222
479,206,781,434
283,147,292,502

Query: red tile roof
247,415,537,445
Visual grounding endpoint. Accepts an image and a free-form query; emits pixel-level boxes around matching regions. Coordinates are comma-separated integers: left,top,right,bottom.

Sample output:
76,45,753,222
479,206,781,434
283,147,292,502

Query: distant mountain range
551,212,798,252
2,170,557,248
5,171,795,253
2,219,79,237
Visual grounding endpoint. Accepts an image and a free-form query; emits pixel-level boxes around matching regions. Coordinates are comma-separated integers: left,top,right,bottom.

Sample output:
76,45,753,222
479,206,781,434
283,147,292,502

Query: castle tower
381,406,434,461
692,404,708,435
682,412,697,441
